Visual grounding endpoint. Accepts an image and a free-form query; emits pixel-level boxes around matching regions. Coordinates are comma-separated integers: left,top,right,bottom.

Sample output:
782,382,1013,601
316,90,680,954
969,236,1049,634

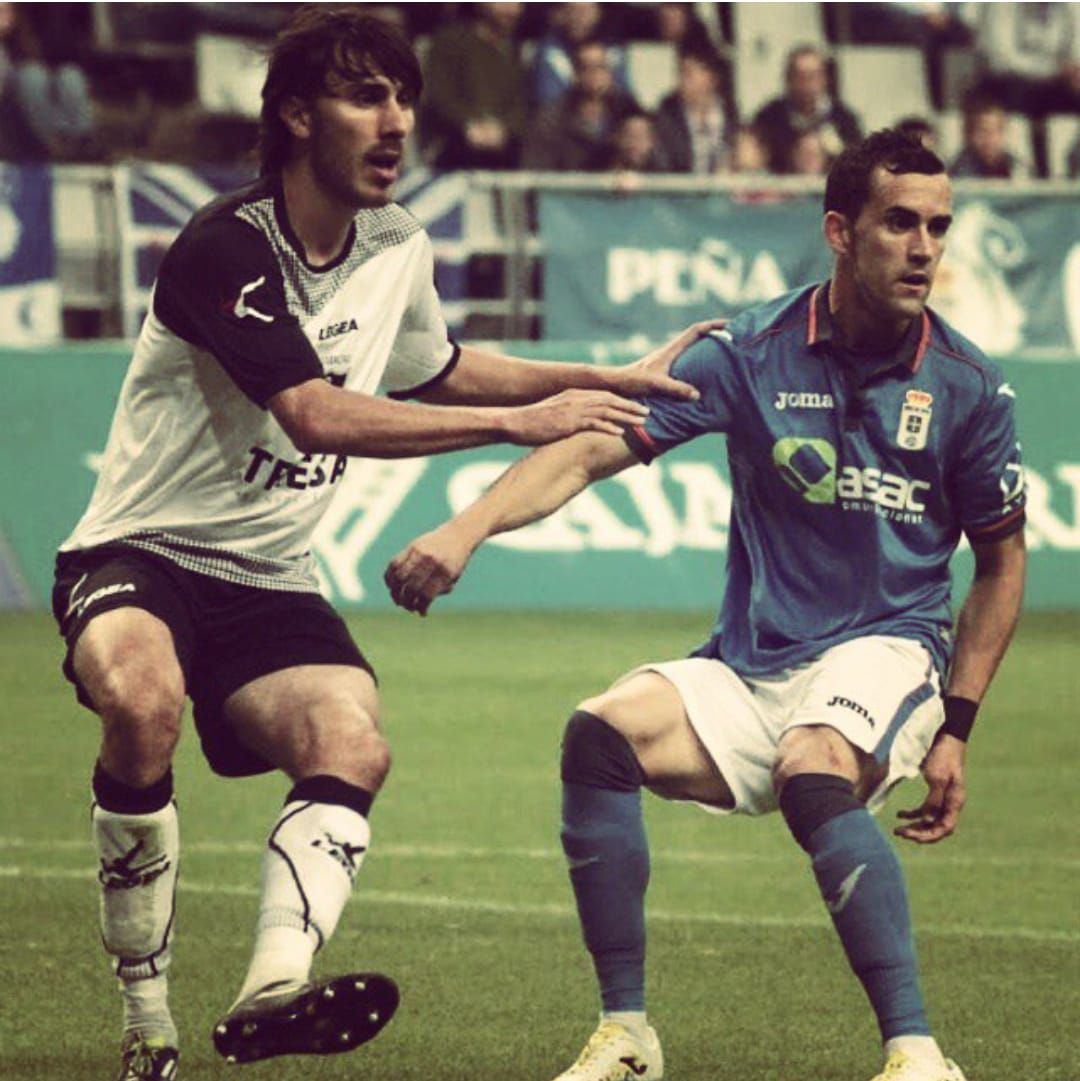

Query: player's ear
823,210,852,258
279,96,313,140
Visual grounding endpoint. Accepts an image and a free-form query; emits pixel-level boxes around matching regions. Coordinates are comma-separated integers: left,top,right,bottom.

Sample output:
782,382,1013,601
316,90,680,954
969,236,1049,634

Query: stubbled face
304,70,414,209
840,167,953,328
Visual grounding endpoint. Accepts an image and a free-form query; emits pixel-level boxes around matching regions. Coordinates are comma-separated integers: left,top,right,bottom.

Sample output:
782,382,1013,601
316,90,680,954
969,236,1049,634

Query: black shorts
52,544,375,778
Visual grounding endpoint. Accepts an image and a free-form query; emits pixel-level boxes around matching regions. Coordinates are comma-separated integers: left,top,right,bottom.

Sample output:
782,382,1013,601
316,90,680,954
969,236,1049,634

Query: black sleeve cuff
965,508,1026,545
387,340,462,401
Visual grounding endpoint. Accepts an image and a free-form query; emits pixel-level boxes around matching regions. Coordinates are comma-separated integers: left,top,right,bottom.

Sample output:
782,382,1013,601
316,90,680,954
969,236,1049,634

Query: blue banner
540,190,1080,356
0,165,60,342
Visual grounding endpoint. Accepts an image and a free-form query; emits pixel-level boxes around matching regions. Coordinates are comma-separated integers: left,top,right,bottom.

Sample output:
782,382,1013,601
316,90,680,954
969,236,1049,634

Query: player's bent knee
94,663,184,747
298,700,391,787
561,709,645,792
772,725,860,794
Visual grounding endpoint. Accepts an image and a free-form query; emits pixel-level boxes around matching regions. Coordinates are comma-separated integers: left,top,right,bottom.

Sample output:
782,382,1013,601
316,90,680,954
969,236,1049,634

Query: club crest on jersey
897,389,933,450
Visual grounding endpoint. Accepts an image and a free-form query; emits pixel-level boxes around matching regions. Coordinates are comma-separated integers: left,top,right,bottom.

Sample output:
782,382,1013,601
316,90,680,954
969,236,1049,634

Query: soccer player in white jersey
49,9,713,1080
386,129,1027,1081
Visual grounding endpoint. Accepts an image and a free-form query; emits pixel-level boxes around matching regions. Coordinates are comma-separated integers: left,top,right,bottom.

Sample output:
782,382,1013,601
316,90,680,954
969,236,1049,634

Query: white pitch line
0,837,1076,871
2,865,1077,945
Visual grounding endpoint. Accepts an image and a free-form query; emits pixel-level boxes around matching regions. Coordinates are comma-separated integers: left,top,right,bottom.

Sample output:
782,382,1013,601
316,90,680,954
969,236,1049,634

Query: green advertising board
540,190,1080,356
2,344,1078,614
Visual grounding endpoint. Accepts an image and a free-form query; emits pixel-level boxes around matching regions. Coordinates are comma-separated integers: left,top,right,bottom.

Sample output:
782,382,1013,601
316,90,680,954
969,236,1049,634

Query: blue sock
561,781,649,1012
781,774,929,1040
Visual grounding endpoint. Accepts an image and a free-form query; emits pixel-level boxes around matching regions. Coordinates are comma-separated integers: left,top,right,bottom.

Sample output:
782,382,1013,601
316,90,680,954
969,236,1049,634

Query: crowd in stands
0,1,1077,179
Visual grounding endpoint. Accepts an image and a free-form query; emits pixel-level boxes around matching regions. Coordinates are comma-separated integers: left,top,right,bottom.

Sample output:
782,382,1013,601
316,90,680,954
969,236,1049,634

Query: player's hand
385,523,477,616
607,319,727,401
503,389,649,445
894,733,967,844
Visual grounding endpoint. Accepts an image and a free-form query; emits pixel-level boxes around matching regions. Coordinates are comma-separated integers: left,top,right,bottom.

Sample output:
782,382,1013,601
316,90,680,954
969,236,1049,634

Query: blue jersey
624,284,1025,677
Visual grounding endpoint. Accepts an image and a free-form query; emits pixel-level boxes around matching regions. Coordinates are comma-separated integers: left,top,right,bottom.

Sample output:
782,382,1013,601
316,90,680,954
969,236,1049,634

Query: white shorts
637,636,943,817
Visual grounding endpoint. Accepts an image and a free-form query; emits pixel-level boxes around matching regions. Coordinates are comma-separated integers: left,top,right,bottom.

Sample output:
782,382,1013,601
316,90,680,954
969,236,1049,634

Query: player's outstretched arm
269,378,648,458
385,432,638,615
413,320,724,407
895,530,1026,844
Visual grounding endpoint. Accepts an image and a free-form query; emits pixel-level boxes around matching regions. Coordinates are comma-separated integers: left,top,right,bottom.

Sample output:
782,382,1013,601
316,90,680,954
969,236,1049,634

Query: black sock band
92,761,174,815
560,710,645,792
287,774,374,818
779,772,863,852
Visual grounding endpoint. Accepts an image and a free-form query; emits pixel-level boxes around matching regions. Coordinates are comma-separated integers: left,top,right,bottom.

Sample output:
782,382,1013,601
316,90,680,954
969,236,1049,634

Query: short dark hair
679,41,725,79
824,128,945,220
895,115,936,142
259,5,422,175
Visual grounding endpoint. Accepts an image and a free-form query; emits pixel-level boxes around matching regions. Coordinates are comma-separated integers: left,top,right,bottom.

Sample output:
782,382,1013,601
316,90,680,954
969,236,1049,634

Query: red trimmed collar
807,283,932,375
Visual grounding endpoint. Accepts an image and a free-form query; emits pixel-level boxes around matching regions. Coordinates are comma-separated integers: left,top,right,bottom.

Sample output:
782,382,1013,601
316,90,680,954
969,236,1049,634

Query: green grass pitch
1,610,1077,1080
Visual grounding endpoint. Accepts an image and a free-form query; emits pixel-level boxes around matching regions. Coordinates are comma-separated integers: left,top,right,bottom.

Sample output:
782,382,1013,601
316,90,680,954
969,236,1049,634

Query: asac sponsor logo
772,437,931,520
837,466,930,514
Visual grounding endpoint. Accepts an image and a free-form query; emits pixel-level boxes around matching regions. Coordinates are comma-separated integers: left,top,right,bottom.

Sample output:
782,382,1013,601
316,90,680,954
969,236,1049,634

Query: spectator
420,3,527,169
523,39,639,171
529,2,629,110
654,2,713,54
608,109,660,172
753,45,862,174
971,3,1080,176
950,99,1029,179
0,0,96,160
787,128,829,175
730,123,769,174
653,45,735,173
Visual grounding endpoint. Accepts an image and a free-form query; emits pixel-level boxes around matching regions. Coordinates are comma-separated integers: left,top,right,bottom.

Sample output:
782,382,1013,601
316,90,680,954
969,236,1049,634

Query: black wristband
939,695,978,742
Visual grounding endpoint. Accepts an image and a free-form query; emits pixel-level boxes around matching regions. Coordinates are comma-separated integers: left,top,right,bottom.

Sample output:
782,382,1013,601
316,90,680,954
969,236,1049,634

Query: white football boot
870,1049,968,1081
551,1019,663,1081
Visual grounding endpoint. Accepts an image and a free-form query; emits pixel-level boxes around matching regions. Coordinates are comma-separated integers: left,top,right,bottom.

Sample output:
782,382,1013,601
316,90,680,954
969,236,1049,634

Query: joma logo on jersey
244,447,347,491
318,319,359,341
774,390,835,411
826,695,875,727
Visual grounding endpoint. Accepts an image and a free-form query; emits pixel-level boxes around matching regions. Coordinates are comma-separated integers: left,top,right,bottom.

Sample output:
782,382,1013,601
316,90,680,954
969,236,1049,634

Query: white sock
602,1010,650,1040
885,1035,947,1066
120,974,177,1045
234,800,370,1005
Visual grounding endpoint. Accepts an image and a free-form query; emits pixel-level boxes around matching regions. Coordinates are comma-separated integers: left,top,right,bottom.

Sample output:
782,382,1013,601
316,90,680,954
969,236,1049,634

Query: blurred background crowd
1,1,1078,180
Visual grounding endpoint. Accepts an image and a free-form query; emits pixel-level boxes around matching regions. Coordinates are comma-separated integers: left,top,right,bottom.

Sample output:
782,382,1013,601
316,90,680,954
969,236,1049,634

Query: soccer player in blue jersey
385,128,1027,1081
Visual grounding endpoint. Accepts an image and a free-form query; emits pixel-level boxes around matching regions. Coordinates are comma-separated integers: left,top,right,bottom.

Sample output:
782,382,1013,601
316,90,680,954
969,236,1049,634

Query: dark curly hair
825,128,945,221
259,5,422,176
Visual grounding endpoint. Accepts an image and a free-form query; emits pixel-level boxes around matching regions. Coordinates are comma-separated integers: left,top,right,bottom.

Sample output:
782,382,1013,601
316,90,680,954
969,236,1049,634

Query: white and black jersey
61,175,457,592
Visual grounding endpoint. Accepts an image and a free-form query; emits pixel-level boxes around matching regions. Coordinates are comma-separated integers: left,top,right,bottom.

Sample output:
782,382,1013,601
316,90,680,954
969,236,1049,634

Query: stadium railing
50,166,1080,343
